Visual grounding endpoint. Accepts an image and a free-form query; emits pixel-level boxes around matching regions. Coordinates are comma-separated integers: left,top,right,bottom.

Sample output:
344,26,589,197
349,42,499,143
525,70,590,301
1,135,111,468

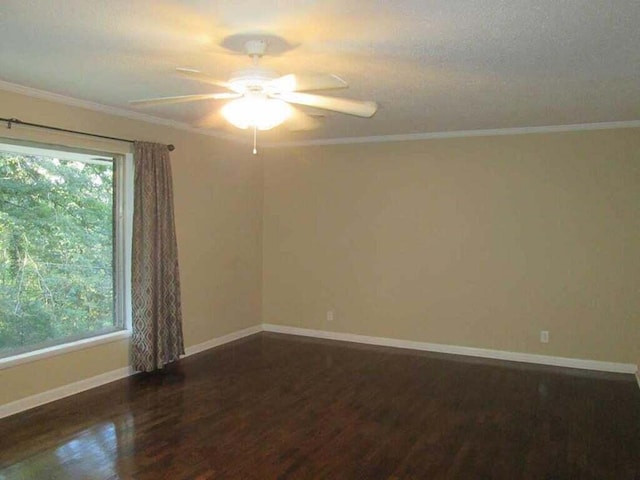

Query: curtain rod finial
167,144,175,152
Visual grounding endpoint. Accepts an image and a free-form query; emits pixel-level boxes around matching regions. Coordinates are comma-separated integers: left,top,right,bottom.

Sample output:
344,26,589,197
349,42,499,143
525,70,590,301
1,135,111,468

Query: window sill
0,330,131,370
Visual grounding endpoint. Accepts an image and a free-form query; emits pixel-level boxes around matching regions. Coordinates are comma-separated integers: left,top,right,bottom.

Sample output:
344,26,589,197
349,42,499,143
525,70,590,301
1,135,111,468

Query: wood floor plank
1,332,639,479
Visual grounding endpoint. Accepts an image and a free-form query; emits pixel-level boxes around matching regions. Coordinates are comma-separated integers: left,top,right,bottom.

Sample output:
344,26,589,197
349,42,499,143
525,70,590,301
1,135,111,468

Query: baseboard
183,324,263,357
0,366,134,420
262,324,638,375
1,324,263,419
3,323,635,419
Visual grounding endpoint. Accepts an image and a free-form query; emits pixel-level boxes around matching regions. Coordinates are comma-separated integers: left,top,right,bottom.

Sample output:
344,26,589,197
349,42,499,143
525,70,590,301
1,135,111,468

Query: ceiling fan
129,38,378,136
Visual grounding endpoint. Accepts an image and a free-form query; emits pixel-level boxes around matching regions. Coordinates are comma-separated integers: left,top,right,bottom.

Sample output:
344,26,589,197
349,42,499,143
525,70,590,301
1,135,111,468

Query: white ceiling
0,1,639,143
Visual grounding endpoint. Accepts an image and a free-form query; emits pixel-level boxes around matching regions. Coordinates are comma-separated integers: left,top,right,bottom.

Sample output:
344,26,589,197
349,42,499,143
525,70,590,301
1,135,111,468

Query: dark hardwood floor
1,332,639,479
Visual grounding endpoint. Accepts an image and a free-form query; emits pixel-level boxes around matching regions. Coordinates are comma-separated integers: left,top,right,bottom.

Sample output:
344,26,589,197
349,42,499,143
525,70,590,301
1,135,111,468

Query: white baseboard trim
3,323,636,419
183,324,263,357
262,324,638,375
0,366,134,420
1,324,263,419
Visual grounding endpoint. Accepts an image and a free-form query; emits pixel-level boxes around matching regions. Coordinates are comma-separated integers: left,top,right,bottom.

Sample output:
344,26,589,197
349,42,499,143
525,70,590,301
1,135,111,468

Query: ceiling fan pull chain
253,125,258,155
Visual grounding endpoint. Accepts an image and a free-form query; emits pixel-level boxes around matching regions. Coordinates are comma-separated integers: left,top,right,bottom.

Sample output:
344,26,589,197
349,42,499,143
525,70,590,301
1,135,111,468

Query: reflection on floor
1,332,639,479
2,413,136,478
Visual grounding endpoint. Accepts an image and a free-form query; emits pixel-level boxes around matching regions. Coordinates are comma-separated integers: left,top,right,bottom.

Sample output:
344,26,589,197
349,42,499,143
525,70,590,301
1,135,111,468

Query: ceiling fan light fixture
221,96,292,130
131,36,378,134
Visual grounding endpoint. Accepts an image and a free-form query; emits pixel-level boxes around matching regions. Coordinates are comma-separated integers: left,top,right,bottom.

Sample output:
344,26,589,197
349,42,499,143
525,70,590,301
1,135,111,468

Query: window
0,140,131,359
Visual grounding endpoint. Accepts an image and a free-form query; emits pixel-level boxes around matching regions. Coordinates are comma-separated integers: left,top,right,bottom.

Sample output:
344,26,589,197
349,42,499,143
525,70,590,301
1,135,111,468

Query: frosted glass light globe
221,96,292,130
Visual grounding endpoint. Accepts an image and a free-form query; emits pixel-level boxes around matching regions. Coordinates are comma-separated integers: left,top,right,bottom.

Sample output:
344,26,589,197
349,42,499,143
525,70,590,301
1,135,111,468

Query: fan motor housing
228,67,279,93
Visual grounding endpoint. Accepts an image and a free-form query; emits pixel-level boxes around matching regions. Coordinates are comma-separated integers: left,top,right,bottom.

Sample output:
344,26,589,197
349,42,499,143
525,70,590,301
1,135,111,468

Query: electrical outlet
540,330,549,343
326,310,334,322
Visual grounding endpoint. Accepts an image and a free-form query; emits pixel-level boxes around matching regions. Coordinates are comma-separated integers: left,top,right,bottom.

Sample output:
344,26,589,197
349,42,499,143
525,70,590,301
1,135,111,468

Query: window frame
0,138,133,368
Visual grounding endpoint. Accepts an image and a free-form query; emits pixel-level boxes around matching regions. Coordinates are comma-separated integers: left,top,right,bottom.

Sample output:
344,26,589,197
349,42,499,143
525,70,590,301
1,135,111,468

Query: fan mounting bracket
220,33,297,57
245,40,267,57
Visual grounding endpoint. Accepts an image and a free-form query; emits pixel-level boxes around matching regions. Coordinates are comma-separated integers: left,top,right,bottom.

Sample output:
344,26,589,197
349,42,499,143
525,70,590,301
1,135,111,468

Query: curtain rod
1,117,175,151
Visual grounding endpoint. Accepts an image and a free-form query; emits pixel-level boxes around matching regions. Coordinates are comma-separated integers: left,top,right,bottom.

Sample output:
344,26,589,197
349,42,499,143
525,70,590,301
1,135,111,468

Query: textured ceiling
0,1,639,143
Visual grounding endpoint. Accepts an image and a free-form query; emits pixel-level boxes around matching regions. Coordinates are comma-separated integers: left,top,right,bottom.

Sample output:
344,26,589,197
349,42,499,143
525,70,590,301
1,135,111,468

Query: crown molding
2,79,638,149
0,79,248,145
265,120,640,148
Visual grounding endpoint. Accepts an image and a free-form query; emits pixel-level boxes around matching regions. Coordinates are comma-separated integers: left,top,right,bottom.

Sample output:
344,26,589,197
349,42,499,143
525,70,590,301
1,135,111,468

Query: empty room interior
0,1,639,479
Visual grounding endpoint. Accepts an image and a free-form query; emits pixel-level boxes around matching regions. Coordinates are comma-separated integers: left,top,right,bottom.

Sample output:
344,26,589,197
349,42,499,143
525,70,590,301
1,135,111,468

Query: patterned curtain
131,141,184,372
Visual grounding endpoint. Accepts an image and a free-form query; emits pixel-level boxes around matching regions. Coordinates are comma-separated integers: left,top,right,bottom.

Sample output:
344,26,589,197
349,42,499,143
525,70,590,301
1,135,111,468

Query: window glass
0,141,126,358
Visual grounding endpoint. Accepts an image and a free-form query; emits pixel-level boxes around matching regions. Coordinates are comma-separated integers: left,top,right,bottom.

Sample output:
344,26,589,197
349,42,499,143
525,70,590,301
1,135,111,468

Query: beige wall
2,88,638,407
262,129,640,364
0,89,263,405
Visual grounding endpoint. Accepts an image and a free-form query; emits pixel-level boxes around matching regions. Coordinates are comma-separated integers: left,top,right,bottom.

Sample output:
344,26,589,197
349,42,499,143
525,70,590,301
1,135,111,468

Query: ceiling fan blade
208,93,243,100
175,68,237,91
274,92,378,118
287,108,323,131
271,73,348,92
129,92,241,107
